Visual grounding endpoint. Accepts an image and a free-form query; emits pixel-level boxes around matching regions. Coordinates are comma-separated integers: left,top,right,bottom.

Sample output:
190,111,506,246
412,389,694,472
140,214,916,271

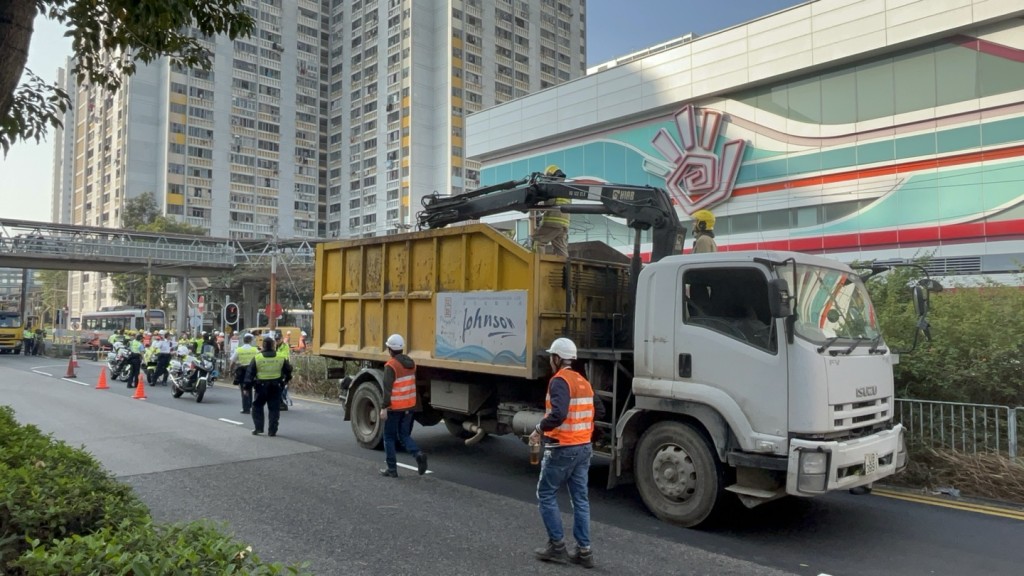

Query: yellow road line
874,488,1024,521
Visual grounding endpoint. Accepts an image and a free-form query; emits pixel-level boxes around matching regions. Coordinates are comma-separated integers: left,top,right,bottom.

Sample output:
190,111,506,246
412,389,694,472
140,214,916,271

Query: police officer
22,326,34,355
126,332,144,388
274,330,292,410
152,330,173,386
244,334,292,436
229,333,260,415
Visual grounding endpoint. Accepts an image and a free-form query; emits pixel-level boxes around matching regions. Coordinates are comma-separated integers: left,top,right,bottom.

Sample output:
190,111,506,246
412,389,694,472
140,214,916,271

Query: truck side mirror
768,279,793,318
912,285,928,317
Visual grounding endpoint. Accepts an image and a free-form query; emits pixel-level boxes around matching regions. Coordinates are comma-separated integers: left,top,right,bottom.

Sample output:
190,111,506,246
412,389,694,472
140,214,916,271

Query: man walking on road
379,333,427,478
230,333,260,415
530,337,604,568
244,334,292,437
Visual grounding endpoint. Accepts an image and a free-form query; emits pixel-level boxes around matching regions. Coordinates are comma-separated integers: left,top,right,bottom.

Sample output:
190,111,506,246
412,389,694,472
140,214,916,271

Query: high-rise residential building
54,0,585,310
324,0,587,238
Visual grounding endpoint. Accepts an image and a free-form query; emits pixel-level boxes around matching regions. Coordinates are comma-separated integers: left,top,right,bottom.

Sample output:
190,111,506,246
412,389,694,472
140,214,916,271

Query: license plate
864,452,879,475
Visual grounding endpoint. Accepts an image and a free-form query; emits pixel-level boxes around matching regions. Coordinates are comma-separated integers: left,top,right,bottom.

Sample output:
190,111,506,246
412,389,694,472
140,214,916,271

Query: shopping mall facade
466,0,1024,278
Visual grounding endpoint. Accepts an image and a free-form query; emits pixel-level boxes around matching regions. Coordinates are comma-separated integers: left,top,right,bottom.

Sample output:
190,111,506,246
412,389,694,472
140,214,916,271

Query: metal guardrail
895,398,1021,462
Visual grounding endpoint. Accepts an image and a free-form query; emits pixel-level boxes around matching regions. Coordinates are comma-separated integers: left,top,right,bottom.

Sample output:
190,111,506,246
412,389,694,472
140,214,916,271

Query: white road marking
219,418,244,426
31,370,53,377
396,462,433,475
62,378,91,386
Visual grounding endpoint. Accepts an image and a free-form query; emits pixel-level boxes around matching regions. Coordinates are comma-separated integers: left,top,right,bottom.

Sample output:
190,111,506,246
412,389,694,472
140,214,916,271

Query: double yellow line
873,488,1024,521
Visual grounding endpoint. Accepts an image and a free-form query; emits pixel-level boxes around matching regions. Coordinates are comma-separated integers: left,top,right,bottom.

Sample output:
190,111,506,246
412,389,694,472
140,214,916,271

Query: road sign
264,302,283,320
197,295,205,314
189,315,203,330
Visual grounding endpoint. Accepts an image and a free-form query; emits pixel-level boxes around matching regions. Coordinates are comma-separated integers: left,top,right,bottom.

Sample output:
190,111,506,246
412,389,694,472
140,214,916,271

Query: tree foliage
0,0,254,155
866,268,1024,406
110,192,207,308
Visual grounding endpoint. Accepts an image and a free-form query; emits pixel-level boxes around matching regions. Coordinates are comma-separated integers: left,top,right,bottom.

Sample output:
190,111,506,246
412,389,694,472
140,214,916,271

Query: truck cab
624,251,906,524
0,311,24,354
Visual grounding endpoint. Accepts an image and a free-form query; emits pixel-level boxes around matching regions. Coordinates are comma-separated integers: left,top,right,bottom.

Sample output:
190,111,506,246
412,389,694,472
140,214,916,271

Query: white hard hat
177,345,188,356
385,333,404,351
546,337,577,360
159,330,167,335
301,331,307,336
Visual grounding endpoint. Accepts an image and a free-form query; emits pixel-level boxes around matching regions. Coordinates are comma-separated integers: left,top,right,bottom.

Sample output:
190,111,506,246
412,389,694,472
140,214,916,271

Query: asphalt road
3,354,1023,575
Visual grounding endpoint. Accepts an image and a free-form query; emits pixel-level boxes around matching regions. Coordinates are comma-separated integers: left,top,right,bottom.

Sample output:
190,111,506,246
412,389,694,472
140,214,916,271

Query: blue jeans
536,443,593,548
383,409,420,471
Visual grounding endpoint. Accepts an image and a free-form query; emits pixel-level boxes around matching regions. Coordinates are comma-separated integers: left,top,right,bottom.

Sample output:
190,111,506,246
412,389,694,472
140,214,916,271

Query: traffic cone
72,353,79,368
64,356,77,378
96,369,109,390
132,373,147,400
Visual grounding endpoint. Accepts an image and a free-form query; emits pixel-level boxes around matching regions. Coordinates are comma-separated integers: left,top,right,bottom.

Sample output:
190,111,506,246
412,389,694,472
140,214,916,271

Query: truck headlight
896,429,908,470
798,450,830,492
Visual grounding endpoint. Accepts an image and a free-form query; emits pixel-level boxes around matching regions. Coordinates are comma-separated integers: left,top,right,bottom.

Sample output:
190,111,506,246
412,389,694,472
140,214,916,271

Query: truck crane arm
416,173,687,263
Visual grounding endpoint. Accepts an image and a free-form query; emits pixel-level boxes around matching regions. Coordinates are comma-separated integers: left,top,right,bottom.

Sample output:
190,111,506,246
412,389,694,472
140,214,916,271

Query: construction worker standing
244,334,292,437
230,333,260,415
691,209,718,254
530,337,604,568
531,165,571,257
126,332,144,388
379,333,427,478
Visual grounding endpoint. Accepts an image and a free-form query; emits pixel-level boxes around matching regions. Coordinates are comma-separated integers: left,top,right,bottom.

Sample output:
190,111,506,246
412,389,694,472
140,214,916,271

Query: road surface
3,354,1022,575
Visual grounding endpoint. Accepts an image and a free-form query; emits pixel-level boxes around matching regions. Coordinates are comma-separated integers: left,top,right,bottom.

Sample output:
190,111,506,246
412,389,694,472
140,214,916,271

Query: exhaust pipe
461,421,487,446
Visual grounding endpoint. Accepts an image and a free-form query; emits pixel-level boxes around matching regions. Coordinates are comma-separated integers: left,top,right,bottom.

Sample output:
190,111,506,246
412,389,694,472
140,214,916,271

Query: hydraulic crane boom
417,173,687,263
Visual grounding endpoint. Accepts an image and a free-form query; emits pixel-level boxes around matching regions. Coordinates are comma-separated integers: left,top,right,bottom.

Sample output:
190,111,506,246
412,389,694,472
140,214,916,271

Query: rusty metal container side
313,223,631,380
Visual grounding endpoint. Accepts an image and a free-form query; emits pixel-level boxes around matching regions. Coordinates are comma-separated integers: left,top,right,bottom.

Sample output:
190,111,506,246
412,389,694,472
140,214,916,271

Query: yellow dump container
313,224,630,380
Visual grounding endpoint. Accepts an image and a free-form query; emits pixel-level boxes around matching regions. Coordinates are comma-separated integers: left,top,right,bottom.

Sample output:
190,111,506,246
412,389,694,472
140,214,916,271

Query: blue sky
0,0,806,222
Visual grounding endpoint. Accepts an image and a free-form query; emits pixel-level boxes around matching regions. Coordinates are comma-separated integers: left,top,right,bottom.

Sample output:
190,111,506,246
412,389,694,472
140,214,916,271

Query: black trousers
153,353,172,384
251,380,282,433
235,367,252,413
127,356,142,388
23,339,33,355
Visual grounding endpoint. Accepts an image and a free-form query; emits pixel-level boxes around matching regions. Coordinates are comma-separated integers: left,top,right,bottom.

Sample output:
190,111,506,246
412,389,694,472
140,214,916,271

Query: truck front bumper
786,424,905,496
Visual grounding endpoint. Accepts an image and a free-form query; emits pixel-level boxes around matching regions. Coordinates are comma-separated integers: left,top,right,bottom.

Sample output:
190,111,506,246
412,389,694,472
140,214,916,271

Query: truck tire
635,421,726,528
350,382,384,450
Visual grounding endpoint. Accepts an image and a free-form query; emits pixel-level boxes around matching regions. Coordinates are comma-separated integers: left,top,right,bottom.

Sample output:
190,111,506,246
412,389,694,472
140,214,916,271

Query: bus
255,308,312,336
81,308,166,342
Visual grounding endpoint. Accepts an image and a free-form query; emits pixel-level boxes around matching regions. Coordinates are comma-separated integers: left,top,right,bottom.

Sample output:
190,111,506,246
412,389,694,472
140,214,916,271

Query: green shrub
867,270,1024,406
288,355,353,400
13,520,311,575
0,406,150,572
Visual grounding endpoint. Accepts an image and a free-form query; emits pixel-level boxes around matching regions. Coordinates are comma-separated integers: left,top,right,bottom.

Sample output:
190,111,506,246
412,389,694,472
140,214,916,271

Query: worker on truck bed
530,337,605,568
531,165,571,257
691,209,718,253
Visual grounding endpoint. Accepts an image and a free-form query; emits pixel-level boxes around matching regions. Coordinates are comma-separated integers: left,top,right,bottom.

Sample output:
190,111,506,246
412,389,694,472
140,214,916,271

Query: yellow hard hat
544,165,566,178
692,209,716,231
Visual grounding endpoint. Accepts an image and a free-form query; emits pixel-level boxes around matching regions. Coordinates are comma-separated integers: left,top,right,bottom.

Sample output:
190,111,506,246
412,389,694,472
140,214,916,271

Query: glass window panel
788,77,821,124
935,44,977,106
821,70,857,124
795,206,819,227
730,212,758,234
756,86,789,117
760,209,790,231
824,200,860,222
978,52,1024,98
856,60,894,121
893,49,936,115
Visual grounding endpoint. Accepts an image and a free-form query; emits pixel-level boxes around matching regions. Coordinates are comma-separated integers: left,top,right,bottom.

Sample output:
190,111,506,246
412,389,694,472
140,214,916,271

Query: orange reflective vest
544,368,595,446
385,357,417,411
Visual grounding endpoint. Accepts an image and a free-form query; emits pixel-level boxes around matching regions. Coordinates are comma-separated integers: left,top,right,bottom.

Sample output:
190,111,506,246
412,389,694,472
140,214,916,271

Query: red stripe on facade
731,144,1024,198
953,34,1024,63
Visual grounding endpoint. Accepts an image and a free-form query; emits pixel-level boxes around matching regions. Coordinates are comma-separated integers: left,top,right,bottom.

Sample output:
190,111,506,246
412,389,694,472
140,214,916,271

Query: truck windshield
777,263,880,345
0,313,22,328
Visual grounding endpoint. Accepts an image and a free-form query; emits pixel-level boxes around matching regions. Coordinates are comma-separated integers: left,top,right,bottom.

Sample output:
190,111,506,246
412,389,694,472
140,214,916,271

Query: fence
895,398,1022,462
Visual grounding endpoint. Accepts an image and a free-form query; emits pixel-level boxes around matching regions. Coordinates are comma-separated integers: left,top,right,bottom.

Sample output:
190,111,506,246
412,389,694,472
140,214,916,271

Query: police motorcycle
169,345,216,403
106,342,132,382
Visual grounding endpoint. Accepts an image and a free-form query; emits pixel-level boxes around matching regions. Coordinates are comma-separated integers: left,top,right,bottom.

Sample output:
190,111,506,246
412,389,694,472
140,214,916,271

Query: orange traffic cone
64,356,77,378
96,369,109,390
132,373,147,400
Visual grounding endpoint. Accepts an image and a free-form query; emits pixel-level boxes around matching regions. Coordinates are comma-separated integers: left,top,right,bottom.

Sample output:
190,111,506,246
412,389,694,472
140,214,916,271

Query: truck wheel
350,382,384,450
635,421,726,527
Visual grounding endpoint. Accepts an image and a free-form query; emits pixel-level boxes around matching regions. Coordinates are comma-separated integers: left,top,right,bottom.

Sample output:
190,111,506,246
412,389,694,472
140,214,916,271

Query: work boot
268,430,277,437
416,452,428,475
569,546,595,569
379,468,398,478
251,429,262,436
534,540,568,563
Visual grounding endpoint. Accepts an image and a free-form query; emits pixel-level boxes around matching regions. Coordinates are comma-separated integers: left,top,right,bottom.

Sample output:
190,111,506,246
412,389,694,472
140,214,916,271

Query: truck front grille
832,397,891,433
